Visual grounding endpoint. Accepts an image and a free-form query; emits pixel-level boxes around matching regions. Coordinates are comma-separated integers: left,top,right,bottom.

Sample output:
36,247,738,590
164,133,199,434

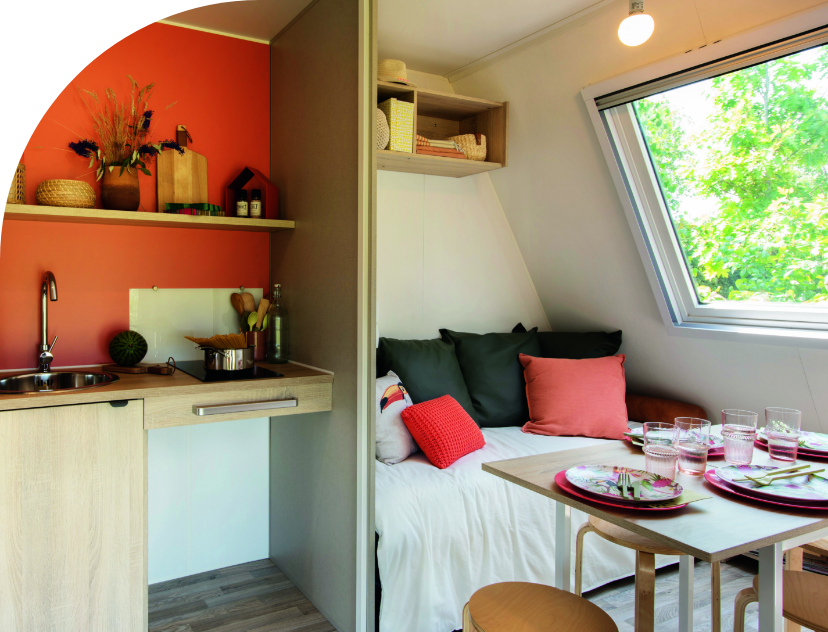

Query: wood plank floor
585,556,814,632
148,559,336,632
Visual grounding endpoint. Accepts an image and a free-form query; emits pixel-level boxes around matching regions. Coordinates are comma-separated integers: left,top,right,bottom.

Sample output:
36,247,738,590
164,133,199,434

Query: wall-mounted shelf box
377,81,508,178
4,204,295,233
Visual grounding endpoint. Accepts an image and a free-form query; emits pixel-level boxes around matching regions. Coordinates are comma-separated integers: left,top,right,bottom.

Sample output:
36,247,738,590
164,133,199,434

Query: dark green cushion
439,328,541,428
376,337,478,423
512,323,622,359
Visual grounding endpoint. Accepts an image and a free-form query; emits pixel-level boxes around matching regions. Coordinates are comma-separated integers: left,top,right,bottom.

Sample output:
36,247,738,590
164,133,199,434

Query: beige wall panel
0,401,146,631
451,3,828,428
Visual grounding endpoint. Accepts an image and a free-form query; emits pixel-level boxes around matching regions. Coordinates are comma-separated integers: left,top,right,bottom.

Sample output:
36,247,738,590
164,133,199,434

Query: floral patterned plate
715,465,828,503
626,427,725,456
564,465,683,503
705,470,828,511
554,471,687,511
757,430,828,453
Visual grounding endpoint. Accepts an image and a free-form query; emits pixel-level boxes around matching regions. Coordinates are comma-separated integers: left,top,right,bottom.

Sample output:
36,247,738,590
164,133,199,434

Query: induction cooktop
175,361,283,383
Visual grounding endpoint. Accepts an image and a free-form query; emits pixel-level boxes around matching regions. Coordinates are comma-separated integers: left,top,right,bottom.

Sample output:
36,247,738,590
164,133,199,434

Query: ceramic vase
101,168,140,212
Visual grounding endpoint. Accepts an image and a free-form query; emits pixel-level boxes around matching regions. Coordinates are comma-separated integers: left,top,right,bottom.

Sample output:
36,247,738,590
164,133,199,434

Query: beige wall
451,0,828,430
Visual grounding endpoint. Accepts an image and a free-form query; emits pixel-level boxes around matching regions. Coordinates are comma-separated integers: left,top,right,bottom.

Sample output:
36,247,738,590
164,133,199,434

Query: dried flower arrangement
68,76,184,180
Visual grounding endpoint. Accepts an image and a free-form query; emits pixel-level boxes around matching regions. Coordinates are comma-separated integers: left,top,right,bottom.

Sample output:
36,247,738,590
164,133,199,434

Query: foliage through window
633,44,828,306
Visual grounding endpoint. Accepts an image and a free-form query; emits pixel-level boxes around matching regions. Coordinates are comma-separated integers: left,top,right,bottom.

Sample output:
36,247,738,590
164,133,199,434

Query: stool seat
587,516,684,556
750,571,828,632
467,582,618,632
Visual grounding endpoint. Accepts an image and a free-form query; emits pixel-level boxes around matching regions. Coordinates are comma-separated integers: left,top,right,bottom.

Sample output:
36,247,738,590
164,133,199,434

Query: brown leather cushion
626,394,706,425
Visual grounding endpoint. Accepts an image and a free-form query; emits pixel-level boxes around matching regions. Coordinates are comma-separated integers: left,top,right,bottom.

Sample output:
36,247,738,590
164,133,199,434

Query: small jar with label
250,189,262,218
236,190,248,217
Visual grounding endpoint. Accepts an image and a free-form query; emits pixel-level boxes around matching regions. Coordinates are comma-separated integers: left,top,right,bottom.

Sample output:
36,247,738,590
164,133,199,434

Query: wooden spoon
255,298,270,330
240,292,256,312
230,293,244,316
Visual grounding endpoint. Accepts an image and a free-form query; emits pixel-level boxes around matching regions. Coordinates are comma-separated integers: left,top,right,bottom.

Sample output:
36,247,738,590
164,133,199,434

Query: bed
375,425,679,632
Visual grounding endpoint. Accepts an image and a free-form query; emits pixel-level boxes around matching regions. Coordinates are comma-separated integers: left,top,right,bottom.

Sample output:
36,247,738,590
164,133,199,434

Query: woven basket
7,164,25,204
449,134,487,161
36,179,95,209
377,108,390,150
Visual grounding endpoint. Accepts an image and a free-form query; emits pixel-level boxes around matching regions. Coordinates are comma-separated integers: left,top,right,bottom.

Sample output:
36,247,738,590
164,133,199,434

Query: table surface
483,441,828,562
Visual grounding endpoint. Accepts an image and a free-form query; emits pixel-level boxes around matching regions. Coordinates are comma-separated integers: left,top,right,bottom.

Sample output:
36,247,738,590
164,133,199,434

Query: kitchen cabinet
0,400,146,632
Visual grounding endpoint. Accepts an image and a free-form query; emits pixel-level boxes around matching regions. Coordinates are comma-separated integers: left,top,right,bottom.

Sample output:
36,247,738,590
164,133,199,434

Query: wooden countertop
0,362,333,413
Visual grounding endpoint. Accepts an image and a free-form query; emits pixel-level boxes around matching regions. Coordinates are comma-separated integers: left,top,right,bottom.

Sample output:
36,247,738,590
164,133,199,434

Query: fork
744,468,824,487
619,471,632,499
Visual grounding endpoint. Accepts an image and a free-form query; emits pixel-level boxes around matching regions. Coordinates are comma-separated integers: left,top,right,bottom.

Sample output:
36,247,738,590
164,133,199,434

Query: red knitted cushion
401,395,485,469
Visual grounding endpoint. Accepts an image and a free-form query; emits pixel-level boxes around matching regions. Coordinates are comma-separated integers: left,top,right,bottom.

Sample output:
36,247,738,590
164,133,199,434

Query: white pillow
376,371,417,464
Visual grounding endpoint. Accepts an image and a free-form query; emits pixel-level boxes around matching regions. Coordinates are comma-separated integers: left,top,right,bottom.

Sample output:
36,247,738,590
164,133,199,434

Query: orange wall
0,24,271,370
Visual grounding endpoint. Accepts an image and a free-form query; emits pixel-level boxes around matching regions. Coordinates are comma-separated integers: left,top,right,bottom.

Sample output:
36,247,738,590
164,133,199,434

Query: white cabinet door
0,400,146,631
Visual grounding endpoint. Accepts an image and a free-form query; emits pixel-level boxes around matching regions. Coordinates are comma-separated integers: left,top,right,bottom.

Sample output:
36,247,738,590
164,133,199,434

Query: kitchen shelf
377,150,503,178
377,81,508,178
3,204,294,232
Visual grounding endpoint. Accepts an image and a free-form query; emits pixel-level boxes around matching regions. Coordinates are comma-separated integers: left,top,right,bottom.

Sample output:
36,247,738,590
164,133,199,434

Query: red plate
553,471,687,511
754,439,828,461
704,469,828,511
623,435,724,457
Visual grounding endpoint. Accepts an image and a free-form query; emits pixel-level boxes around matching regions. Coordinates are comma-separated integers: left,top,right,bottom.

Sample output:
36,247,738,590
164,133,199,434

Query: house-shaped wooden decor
225,167,280,219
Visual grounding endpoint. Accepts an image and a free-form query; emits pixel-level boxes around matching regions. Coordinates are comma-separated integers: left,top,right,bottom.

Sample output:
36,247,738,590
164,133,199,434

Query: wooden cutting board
156,147,208,212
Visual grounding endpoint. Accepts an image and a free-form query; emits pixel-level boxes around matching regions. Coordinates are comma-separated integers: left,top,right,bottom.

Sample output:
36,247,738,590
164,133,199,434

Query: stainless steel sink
0,371,120,394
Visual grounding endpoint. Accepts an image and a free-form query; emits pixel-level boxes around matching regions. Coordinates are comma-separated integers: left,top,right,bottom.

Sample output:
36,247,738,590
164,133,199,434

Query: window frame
583,5,828,347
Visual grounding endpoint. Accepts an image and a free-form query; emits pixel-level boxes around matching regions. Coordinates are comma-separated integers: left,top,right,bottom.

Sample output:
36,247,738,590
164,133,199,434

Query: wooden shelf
3,204,295,232
377,81,508,178
377,150,502,178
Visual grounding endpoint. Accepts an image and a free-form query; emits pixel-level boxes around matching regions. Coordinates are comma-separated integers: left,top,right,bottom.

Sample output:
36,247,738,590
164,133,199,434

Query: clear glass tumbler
674,417,711,476
643,422,678,479
765,407,802,462
722,409,758,465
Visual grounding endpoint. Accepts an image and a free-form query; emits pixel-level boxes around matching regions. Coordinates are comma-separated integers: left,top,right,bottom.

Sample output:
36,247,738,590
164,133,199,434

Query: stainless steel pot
198,346,255,371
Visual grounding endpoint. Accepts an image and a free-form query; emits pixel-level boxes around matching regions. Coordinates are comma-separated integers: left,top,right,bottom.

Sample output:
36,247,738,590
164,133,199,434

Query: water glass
765,407,802,462
674,417,711,476
642,422,675,446
643,422,678,479
721,409,758,465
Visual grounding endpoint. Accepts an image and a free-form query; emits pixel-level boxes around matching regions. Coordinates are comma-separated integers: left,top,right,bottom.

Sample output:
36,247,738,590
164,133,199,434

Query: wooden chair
574,515,721,632
462,581,618,632
734,538,828,632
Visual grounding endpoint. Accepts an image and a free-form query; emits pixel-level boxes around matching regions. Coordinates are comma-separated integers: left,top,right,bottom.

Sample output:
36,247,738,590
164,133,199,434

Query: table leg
678,555,694,632
555,502,571,592
758,542,784,632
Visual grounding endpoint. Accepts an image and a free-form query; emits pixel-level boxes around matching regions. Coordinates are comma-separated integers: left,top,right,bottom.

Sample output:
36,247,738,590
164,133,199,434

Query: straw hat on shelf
378,59,417,88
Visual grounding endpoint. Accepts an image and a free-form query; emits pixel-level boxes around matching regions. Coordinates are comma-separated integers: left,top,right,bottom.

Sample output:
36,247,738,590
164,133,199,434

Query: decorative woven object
35,179,95,209
377,108,390,150
378,98,414,153
377,59,417,88
449,133,487,161
7,164,25,204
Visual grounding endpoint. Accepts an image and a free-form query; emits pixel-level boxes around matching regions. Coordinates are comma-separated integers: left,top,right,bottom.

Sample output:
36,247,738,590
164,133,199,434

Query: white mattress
375,426,677,632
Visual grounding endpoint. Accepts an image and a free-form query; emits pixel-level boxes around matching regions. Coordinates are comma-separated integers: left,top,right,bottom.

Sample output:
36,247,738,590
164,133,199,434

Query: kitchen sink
0,371,120,394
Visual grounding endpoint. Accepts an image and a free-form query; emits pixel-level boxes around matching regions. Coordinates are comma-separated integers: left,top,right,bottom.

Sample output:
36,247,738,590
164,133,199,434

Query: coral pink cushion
401,395,485,469
520,354,628,440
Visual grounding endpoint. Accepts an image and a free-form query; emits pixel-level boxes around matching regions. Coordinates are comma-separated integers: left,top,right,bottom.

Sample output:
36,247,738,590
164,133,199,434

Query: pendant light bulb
618,0,654,47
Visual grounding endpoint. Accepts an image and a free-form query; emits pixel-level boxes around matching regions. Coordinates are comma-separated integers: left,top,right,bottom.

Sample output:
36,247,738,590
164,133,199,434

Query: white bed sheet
375,427,677,632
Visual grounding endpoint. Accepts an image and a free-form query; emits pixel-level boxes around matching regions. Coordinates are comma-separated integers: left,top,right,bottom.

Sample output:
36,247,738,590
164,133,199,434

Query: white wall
377,170,549,339
449,0,828,430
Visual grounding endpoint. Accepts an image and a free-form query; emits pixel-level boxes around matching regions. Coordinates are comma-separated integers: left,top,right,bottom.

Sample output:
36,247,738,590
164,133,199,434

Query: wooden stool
734,538,828,632
462,581,618,632
733,571,828,632
575,515,721,632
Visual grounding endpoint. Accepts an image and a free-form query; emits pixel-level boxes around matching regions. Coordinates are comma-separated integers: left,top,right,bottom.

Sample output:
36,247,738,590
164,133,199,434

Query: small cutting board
156,147,208,212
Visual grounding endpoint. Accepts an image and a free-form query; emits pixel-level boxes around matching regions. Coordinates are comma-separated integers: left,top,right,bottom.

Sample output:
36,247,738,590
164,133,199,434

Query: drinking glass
643,422,678,479
765,408,802,462
721,409,758,465
674,417,711,476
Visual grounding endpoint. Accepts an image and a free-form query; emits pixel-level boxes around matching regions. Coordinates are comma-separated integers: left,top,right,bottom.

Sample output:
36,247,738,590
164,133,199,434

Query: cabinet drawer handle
192,398,298,416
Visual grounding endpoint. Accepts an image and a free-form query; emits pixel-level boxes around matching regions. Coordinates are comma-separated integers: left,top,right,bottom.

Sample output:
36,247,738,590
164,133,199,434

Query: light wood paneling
4,204,294,233
377,149,502,177
417,115,460,140
416,87,503,119
460,102,509,166
0,401,146,631
144,381,332,429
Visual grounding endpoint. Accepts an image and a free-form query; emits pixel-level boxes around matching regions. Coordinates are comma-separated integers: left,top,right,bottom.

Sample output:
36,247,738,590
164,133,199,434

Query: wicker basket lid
378,59,417,88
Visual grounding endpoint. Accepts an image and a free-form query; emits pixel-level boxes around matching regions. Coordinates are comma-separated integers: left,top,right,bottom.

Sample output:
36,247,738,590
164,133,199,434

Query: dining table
483,440,828,632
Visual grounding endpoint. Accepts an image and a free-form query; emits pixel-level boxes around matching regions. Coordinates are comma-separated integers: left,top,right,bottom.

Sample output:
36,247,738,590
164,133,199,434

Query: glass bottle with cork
266,284,289,364
249,189,262,218
236,190,249,217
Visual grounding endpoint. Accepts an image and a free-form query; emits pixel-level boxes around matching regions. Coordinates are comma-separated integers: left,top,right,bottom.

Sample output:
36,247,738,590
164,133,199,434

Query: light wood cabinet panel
0,401,146,631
